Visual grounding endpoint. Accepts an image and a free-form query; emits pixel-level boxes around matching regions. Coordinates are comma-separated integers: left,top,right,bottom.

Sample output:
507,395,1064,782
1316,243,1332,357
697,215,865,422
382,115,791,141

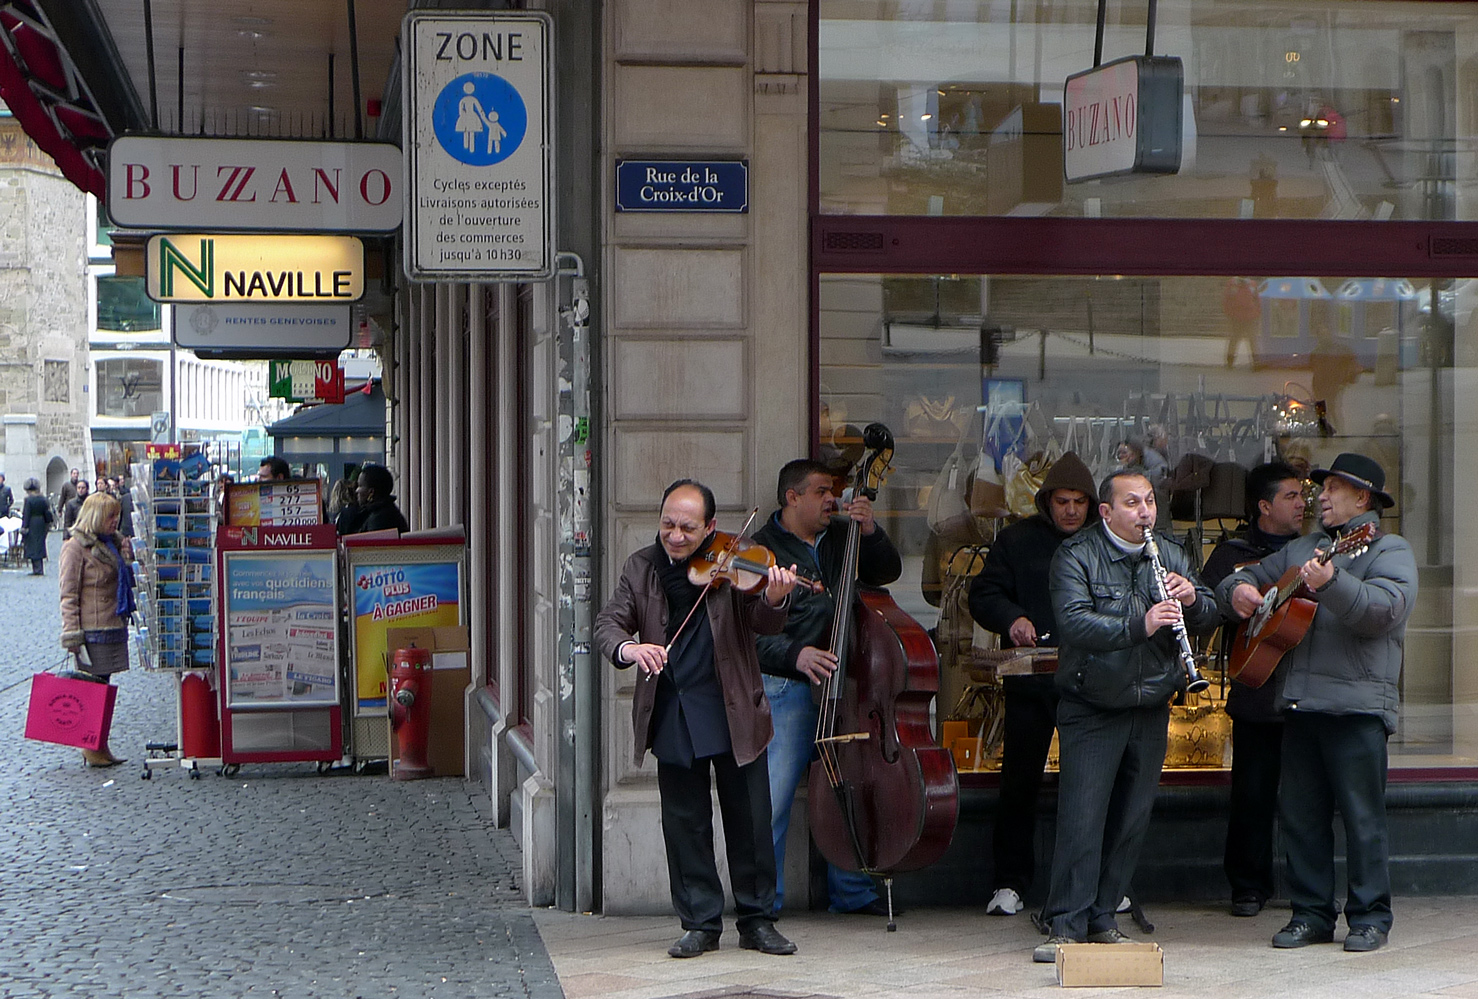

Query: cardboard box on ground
1056,943,1163,987
385,625,471,777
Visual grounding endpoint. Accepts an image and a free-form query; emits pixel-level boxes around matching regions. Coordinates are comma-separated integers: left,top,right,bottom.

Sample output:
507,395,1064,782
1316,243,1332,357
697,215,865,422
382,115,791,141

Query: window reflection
97,275,161,332
819,271,1459,770
819,0,1476,220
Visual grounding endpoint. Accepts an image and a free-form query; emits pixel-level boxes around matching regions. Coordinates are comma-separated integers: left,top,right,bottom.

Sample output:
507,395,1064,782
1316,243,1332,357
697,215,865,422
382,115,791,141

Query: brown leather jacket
58,530,133,648
595,542,788,768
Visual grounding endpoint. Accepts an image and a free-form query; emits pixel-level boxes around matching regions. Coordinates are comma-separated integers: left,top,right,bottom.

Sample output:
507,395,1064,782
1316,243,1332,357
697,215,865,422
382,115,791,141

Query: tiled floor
536,898,1478,999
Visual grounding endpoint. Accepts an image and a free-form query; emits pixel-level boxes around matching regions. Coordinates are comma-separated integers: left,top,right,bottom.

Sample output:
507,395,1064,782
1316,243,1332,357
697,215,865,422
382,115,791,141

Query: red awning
0,2,110,197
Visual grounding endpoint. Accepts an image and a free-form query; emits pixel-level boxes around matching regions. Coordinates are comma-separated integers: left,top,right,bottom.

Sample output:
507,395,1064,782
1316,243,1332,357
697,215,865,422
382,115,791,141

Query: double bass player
754,458,903,918
595,479,801,958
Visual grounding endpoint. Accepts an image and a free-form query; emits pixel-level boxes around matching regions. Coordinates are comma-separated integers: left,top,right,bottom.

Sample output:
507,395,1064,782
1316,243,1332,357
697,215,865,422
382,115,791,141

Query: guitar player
1201,462,1306,920
1217,453,1417,955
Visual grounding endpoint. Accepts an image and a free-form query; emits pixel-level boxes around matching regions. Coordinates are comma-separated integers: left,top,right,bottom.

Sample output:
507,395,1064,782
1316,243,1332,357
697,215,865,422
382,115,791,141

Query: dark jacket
62,495,85,535
1202,524,1300,723
1216,511,1416,733
0,482,13,518
595,541,789,767
753,512,902,681
968,451,1098,650
345,497,409,535
1050,523,1221,710
22,493,52,561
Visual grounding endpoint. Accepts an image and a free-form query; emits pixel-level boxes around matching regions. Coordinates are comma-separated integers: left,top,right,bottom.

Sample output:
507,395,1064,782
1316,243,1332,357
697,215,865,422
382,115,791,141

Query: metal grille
1430,236,1478,257
821,230,886,252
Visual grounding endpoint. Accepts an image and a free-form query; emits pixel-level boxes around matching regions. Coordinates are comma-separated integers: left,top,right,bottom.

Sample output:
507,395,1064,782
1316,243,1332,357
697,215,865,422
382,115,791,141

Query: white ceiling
91,0,409,139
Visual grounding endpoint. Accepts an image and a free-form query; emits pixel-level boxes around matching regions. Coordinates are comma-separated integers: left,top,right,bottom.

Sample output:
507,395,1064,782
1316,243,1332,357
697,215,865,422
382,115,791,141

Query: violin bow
647,508,760,676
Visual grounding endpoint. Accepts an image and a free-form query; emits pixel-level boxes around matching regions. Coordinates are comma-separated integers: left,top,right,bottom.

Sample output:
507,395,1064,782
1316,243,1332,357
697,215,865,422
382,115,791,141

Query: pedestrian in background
58,492,136,767
342,463,409,535
0,471,13,518
62,479,89,539
21,478,52,575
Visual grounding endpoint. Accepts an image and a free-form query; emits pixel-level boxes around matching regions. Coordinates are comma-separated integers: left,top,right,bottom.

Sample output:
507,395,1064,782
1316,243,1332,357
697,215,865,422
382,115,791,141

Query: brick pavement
0,535,564,999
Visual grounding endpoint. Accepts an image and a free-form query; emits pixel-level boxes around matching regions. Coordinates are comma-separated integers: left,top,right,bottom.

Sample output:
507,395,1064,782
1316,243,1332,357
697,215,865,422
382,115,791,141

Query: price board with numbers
226,479,325,527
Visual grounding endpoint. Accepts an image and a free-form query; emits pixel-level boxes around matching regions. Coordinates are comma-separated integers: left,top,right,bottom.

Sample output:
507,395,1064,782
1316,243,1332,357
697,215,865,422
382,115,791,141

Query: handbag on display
24,662,116,752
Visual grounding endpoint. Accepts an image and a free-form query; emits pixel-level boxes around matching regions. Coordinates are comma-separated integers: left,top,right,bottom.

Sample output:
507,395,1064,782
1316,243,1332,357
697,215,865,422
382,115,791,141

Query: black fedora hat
1310,452,1394,509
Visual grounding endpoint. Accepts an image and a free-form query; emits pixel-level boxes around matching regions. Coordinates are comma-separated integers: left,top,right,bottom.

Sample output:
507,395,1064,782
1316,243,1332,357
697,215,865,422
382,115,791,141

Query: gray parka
1215,511,1416,734
1050,523,1221,710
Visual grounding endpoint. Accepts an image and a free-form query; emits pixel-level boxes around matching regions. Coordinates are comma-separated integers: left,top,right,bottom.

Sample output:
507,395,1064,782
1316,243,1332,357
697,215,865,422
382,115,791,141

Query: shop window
819,271,1457,773
96,357,164,418
818,0,1476,222
96,275,161,332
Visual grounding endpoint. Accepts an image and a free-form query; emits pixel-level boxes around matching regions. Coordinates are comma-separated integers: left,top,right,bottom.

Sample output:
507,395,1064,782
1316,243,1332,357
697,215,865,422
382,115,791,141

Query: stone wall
599,0,810,914
0,121,91,486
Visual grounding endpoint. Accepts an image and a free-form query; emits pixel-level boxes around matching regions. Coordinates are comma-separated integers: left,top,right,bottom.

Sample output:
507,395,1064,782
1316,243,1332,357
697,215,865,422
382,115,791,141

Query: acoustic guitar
1226,523,1376,688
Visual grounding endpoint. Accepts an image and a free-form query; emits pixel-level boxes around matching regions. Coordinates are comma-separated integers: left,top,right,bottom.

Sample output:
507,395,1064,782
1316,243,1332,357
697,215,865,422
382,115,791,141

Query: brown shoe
82,750,125,768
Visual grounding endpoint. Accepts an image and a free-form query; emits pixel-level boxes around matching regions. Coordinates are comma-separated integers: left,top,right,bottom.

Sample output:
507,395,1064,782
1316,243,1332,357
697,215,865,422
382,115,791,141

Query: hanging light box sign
1062,56,1183,183
144,234,365,303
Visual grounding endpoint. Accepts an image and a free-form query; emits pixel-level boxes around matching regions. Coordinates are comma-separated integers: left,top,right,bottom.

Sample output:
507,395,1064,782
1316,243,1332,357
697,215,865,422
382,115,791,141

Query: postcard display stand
216,524,343,772
131,447,222,777
341,530,466,767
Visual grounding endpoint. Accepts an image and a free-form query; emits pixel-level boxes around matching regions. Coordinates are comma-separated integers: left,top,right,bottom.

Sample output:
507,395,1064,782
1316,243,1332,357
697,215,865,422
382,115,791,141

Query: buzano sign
107,137,402,232
1062,56,1183,183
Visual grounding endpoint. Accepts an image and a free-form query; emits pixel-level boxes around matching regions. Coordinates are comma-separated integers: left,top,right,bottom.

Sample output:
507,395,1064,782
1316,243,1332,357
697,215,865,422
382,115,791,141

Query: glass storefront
96,357,164,418
815,1,1478,776
820,0,1477,222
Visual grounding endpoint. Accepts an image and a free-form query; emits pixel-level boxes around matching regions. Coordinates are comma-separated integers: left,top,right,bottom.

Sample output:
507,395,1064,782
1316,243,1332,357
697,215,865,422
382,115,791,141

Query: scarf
101,534,137,619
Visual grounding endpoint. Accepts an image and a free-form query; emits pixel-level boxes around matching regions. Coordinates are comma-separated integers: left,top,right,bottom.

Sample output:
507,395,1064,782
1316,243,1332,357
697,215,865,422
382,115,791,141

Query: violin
688,530,826,595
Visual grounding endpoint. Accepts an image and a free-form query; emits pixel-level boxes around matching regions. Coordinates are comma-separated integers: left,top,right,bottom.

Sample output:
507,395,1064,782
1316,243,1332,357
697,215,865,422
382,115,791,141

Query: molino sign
145,234,365,303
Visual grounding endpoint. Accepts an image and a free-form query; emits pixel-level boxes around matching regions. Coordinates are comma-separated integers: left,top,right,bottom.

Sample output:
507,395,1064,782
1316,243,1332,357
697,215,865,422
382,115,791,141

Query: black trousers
992,675,1058,896
1223,718,1283,903
1043,698,1170,940
1280,711,1392,934
656,749,777,934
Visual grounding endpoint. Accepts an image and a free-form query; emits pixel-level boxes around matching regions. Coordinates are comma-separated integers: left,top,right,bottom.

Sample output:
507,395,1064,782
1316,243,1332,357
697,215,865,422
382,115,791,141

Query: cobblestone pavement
0,536,563,999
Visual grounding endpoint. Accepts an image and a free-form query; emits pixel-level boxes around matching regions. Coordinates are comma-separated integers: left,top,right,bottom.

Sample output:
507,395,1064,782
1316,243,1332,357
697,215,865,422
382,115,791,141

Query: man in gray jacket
1219,453,1416,954
1034,469,1220,962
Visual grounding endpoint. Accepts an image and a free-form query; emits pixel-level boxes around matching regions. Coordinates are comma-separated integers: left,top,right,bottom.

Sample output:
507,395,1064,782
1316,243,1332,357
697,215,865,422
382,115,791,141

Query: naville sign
144,234,365,303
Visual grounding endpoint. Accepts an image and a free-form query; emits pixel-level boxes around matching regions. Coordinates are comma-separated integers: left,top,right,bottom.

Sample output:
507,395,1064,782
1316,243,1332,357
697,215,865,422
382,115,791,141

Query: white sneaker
987,888,1023,915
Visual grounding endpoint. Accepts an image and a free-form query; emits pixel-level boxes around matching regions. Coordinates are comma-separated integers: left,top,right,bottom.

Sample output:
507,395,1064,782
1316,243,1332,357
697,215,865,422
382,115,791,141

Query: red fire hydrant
389,647,434,780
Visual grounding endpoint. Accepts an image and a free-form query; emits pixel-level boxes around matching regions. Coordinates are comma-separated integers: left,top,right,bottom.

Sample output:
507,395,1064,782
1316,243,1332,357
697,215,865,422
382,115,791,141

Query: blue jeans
764,674,879,914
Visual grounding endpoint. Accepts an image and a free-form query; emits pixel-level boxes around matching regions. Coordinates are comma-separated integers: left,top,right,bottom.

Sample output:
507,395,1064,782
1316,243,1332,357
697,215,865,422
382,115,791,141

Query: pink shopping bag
25,672,117,751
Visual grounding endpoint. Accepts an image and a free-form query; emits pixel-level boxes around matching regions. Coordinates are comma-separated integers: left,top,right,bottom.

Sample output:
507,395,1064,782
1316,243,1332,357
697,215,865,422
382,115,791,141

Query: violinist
753,459,902,918
594,478,800,959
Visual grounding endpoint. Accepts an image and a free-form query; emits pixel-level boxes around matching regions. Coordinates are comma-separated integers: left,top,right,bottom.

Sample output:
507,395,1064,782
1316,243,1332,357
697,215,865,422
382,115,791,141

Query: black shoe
1086,927,1131,944
1033,935,1078,963
1230,896,1265,918
738,923,797,955
1271,920,1334,948
838,898,899,917
1343,926,1387,952
667,929,720,958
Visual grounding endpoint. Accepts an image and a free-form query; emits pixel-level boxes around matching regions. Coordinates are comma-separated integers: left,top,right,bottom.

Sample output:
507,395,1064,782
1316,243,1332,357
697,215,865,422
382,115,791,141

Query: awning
0,1,112,197
267,383,386,439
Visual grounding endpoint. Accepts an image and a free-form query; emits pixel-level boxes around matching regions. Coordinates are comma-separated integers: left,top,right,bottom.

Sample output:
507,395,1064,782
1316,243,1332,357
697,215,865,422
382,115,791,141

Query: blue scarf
102,534,137,619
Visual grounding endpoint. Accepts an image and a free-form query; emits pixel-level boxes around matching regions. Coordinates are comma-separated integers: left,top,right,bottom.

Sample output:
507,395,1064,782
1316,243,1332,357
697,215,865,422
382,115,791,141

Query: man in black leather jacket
1033,469,1220,962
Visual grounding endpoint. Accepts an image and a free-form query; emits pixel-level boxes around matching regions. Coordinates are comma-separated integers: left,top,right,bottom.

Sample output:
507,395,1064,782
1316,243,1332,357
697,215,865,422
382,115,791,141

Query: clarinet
1142,527,1210,694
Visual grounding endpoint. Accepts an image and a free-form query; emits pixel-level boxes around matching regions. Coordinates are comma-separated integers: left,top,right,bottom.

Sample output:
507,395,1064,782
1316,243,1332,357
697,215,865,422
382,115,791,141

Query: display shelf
135,448,218,674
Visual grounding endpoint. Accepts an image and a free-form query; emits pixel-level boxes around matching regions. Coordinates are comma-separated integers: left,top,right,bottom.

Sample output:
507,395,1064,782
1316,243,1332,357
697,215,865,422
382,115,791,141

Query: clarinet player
1032,468,1221,962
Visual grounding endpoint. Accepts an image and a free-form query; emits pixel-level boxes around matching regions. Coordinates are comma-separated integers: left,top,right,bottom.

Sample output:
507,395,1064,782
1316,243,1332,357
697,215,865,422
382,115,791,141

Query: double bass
808,423,960,928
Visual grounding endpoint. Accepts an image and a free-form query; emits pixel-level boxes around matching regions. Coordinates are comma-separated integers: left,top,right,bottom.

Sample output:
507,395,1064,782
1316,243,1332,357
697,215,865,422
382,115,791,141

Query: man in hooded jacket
968,451,1098,917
